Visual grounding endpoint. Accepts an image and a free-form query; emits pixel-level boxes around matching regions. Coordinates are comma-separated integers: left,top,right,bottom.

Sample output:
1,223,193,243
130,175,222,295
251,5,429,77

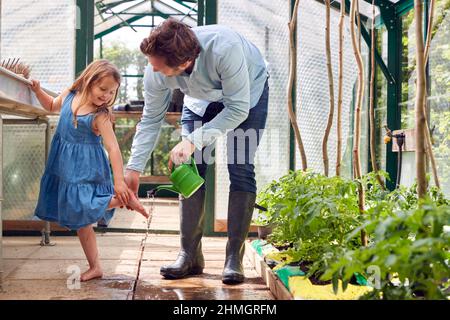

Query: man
125,18,269,285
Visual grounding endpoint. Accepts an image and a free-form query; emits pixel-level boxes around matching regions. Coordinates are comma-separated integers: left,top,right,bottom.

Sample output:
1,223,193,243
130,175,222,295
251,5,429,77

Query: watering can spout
154,185,181,196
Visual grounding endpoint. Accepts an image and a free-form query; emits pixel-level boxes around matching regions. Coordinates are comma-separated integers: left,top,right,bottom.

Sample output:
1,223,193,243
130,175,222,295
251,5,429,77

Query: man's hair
140,18,201,68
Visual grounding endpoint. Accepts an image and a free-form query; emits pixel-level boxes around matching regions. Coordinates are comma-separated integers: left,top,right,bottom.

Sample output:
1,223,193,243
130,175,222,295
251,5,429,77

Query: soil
273,256,364,287
288,261,333,286
273,243,294,251
349,274,360,285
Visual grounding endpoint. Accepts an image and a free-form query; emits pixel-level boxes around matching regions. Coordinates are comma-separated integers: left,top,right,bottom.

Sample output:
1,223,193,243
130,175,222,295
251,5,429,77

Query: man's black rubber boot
160,189,205,279
222,191,256,285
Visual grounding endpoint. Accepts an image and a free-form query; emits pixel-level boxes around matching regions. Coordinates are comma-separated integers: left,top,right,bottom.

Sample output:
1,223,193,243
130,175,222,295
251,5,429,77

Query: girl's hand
114,180,132,205
125,169,140,195
123,169,140,210
29,79,41,93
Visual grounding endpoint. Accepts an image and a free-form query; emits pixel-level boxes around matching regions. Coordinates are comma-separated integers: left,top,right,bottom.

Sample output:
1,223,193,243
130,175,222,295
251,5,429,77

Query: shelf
0,66,57,118
113,111,181,128
165,112,181,127
113,110,180,122
112,111,143,119
139,175,171,184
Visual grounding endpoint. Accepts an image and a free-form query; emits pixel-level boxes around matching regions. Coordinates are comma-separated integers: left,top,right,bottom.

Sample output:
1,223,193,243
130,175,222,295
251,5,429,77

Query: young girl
31,59,149,282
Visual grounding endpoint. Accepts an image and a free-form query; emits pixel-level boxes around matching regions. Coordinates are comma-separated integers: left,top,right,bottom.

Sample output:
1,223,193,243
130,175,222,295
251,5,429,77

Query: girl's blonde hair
69,59,121,127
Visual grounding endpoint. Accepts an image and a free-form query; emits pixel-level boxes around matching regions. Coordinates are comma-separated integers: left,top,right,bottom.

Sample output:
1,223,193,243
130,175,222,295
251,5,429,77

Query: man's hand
168,139,196,171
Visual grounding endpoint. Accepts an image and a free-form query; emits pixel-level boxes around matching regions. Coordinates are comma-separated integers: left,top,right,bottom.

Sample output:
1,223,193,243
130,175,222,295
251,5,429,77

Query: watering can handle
170,157,199,176
190,157,200,176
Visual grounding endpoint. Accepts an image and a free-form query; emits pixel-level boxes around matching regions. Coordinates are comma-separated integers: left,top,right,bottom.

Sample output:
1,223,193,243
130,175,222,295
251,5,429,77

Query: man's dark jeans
181,80,269,194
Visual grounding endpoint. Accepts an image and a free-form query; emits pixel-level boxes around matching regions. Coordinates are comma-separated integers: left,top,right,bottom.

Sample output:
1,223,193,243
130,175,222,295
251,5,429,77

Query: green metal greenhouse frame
75,0,434,236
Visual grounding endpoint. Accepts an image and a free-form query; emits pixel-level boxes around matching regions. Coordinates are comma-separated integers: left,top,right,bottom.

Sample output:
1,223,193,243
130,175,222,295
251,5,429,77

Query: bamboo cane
369,0,385,189
414,0,428,199
350,0,367,246
350,0,364,181
323,0,335,177
424,0,436,68
288,0,308,170
422,0,440,189
356,0,362,52
336,0,345,176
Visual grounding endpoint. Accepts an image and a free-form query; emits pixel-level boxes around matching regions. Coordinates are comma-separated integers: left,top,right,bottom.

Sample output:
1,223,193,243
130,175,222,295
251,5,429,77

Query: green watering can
149,157,204,198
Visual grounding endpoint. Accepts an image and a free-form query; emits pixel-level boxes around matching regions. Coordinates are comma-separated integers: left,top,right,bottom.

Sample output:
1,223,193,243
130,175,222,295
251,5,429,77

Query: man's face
148,55,191,77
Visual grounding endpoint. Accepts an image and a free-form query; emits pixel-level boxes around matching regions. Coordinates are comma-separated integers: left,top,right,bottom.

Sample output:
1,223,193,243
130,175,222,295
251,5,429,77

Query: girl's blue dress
34,91,115,230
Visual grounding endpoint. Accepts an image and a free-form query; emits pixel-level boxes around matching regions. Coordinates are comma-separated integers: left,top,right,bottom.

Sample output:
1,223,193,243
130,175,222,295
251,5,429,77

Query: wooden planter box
245,240,373,300
245,240,294,300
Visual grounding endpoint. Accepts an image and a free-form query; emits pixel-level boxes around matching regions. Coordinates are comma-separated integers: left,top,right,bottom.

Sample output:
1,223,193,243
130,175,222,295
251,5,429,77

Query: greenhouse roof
93,0,410,39
94,0,197,38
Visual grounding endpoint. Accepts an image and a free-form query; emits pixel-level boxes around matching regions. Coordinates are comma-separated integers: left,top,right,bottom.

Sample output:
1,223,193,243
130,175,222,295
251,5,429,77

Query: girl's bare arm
95,113,131,205
29,80,69,113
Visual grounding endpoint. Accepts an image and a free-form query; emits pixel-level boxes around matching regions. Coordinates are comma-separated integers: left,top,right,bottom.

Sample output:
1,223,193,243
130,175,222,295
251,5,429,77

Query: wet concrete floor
0,202,273,300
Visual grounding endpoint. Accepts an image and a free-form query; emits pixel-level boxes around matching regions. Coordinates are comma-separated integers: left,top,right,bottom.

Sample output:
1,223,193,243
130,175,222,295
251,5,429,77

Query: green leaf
385,254,397,267
342,279,349,292
332,273,339,295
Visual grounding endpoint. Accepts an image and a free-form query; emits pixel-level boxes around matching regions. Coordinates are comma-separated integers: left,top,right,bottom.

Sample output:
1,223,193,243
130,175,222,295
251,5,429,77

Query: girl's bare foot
128,193,149,218
80,266,103,282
